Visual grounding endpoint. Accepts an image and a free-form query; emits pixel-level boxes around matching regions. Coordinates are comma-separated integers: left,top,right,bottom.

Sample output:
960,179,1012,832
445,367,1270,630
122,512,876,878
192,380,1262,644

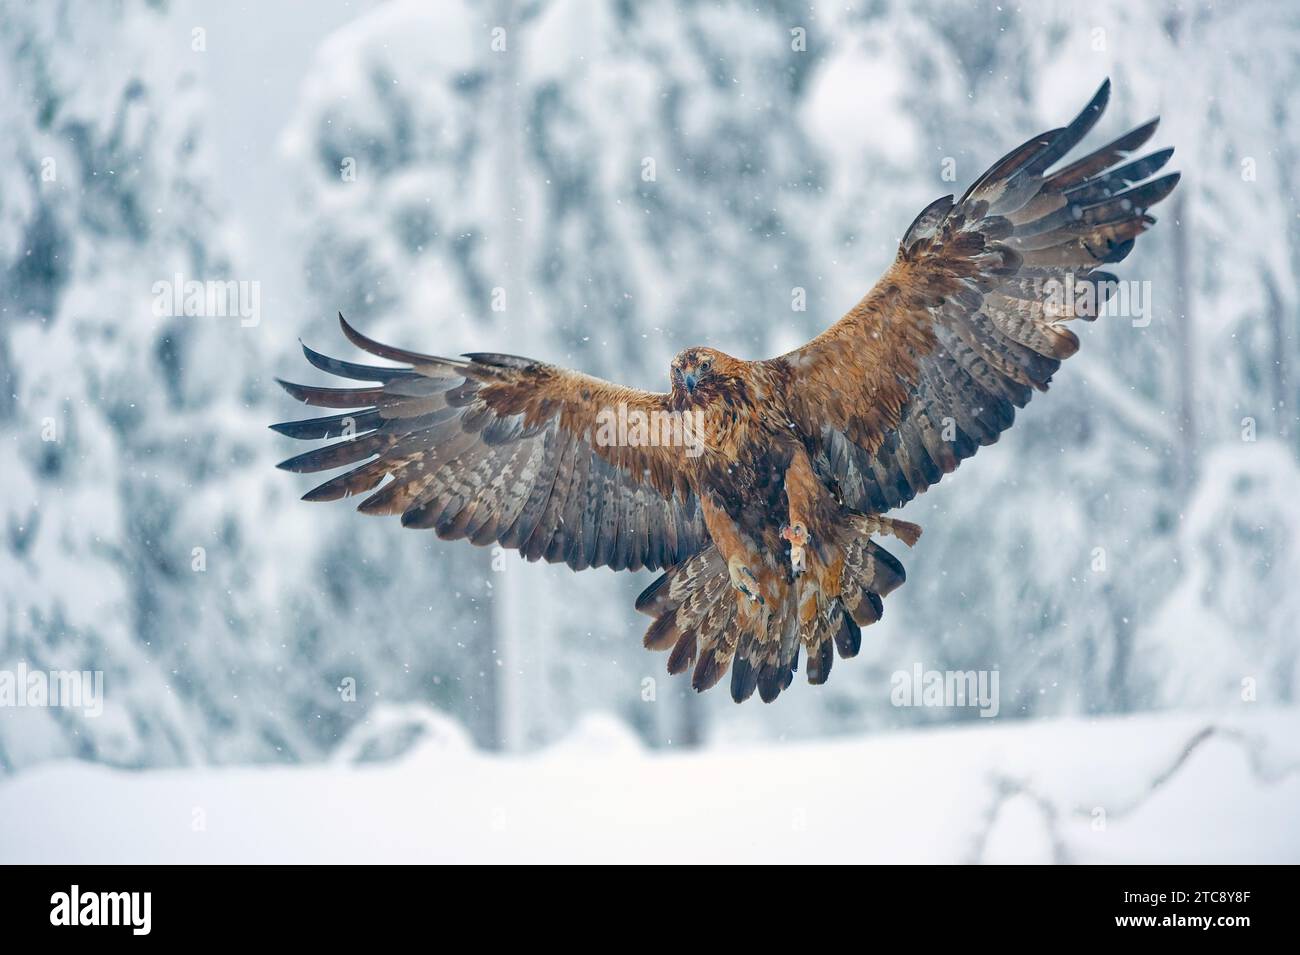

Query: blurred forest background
2,0,1298,774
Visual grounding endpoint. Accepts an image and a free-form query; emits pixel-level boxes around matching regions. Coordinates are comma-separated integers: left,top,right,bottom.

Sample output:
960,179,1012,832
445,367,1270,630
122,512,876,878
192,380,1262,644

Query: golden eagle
274,80,1177,703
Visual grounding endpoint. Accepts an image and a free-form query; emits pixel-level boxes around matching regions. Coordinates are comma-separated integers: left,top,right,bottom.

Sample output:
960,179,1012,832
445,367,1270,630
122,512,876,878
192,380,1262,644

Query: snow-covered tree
0,0,270,770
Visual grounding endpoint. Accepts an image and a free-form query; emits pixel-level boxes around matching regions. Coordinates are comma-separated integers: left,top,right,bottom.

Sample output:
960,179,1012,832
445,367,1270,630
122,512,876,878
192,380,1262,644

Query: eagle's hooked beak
683,372,698,394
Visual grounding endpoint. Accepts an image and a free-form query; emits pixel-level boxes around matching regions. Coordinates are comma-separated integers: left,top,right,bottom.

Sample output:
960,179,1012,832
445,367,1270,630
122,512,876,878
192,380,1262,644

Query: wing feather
273,314,708,572
777,80,1176,512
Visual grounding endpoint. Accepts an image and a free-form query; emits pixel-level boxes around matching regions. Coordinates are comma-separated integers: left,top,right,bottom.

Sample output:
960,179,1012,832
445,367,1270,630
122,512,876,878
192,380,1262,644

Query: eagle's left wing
273,314,708,573
777,79,1178,512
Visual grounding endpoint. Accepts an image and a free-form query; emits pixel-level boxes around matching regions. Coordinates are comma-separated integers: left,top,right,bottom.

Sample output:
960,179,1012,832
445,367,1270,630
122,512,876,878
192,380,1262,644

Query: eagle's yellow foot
780,522,810,576
727,554,764,605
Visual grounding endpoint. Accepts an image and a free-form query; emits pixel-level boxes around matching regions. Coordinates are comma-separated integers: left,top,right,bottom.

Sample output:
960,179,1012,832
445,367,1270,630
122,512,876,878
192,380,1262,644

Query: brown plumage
273,79,1176,703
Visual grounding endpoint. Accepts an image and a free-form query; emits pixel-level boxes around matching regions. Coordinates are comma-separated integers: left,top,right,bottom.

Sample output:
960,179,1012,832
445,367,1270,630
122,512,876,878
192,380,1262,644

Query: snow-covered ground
2,706,1296,864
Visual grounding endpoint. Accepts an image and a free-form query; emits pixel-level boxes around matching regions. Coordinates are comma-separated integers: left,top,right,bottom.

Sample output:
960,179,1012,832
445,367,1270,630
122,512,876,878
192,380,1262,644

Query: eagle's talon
780,522,810,575
728,556,764,605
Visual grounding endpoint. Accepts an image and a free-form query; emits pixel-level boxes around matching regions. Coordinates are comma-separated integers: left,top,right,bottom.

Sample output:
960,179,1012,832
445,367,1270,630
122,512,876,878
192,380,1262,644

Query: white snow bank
1,707,1296,864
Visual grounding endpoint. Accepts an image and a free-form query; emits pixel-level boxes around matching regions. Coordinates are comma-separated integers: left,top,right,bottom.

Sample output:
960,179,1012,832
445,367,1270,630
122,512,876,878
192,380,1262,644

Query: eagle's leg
728,556,763,605
781,446,832,577
860,513,924,547
699,494,767,606
780,523,810,575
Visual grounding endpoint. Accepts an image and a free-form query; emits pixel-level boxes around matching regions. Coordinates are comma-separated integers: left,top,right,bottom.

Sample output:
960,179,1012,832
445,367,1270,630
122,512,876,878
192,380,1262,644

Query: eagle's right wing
273,314,708,572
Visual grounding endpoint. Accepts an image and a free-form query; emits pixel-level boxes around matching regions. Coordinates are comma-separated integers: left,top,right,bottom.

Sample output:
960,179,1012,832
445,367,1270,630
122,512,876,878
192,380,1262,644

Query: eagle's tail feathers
638,526,907,702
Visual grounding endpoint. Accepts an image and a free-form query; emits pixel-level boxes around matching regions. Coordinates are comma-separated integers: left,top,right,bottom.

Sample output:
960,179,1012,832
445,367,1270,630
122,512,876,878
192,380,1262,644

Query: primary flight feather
274,79,1177,703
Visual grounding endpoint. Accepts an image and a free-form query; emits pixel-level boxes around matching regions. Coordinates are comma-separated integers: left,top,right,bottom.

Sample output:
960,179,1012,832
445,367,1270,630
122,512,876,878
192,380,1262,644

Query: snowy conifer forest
1,0,1298,863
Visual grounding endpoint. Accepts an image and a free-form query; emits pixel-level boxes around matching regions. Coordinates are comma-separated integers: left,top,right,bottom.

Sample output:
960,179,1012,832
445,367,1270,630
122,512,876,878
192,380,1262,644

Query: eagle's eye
700,359,712,374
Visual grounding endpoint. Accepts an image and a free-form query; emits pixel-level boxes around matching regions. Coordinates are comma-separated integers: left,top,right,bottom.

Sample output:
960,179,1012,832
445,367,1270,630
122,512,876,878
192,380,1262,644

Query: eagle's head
669,346,741,400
